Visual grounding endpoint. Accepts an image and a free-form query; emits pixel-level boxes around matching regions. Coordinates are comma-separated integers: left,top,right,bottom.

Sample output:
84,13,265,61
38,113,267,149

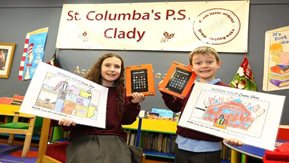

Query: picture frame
0,42,16,78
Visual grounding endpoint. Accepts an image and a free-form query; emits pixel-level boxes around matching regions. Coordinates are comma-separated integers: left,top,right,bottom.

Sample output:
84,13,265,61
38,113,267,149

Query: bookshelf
123,118,177,159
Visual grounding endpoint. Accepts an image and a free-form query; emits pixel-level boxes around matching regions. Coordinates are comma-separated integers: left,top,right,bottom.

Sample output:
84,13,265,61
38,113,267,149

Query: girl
59,53,145,163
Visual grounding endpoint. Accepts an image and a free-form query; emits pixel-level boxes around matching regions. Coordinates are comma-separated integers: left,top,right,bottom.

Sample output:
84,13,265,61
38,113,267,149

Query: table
223,140,265,163
224,125,289,163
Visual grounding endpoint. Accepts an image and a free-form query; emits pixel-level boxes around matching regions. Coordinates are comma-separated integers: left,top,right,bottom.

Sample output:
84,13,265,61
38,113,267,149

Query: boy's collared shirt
176,78,222,152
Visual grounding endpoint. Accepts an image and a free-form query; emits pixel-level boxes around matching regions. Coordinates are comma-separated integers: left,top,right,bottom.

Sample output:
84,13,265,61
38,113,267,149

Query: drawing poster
263,25,289,91
20,62,108,128
178,82,285,150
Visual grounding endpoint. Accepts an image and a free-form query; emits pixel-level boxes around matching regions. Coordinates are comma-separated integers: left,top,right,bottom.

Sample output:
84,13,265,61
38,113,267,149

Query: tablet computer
126,64,155,96
159,62,196,98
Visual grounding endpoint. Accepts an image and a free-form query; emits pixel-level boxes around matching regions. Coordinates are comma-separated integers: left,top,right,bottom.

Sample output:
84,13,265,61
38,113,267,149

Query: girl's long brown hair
85,53,125,115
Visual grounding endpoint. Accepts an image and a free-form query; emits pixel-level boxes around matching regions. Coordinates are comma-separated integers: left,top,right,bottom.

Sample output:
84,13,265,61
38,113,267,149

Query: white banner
179,83,285,150
56,1,249,53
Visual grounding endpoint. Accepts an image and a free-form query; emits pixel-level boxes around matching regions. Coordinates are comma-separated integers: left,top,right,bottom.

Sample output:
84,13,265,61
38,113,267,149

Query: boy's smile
191,53,221,82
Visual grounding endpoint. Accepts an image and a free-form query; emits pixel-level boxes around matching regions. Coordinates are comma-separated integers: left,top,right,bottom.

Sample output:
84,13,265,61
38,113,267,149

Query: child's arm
122,92,144,124
160,91,184,112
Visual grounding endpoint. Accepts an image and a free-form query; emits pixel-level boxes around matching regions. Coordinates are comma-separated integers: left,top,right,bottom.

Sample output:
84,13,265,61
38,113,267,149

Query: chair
0,104,36,157
277,125,289,140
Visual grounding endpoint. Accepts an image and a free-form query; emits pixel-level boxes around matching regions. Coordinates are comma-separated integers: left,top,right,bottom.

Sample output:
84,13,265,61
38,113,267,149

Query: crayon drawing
179,82,285,150
20,62,108,128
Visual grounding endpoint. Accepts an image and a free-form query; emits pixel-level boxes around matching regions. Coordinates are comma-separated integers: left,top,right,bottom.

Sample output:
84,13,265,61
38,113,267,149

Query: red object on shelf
0,97,14,104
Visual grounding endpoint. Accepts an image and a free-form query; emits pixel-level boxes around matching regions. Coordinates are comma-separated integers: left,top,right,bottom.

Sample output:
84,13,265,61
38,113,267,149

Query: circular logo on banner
193,8,241,45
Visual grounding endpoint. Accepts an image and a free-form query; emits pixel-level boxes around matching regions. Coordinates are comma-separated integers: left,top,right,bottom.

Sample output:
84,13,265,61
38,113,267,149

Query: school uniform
161,79,227,163
64,87,141,163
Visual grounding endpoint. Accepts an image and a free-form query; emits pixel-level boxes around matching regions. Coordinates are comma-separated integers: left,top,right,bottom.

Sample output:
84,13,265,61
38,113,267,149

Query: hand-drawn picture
188,91,266,137
20,62,108,128
263,25,289,91
35,72,100,119
179,82,285,150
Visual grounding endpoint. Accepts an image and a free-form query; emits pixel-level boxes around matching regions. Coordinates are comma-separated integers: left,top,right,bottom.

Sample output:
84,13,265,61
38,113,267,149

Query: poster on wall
18,27,48,81
56,1,249,53
20,62,108,128
178,82,285,150
263,25,289,91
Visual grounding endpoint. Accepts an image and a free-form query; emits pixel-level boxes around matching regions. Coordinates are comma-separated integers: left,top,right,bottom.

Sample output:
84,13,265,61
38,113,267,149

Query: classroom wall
0,0,288,124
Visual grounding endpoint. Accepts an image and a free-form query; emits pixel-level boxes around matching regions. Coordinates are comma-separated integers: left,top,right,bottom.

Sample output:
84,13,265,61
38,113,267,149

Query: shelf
123,118,177,159
144,151,175,159
123,118,177,134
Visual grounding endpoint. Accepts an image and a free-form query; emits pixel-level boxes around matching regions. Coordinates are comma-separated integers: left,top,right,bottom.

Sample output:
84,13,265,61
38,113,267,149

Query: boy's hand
158,80,163,87
58,118,76,127
131,92,145,103
224,138,243,146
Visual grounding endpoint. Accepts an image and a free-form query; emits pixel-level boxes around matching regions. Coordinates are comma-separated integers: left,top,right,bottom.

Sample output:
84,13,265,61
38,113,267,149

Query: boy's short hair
189,46,220,64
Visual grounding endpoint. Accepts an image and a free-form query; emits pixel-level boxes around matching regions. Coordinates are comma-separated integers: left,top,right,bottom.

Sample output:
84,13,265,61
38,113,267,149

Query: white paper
178,82,285,150
20,62,108,128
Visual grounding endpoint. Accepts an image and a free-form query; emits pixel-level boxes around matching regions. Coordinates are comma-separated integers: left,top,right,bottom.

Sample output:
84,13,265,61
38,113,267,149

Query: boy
160,46,241,163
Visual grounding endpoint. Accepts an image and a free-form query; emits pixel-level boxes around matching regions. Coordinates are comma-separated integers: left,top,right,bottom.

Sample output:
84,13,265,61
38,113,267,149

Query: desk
223,140,264,163
224,125,289,163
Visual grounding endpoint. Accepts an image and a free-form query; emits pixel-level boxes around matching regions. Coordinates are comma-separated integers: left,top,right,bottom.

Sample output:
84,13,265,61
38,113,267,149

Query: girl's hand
58,118,76,127
131,92,145,103
224,138,243,146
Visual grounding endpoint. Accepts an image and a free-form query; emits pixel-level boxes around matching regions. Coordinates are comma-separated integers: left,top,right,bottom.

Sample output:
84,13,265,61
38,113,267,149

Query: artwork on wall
263,25,289,91
178,82,285,150
0,42,16,78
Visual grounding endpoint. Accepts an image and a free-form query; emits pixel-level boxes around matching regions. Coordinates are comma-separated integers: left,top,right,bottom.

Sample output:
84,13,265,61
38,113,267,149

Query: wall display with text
56,1,249,53
126,64,155,96
178,82,285,150
158,62,196,99
263,25,289,91
20,62,108,128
